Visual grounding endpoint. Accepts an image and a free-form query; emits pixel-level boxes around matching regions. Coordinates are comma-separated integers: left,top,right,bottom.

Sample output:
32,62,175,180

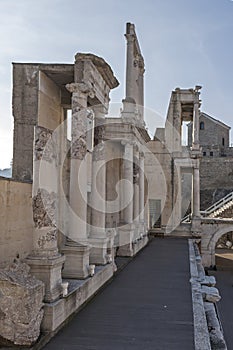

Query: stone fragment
201,286,221,303
200,276,216,287
0,260,44,346
204,302,227,349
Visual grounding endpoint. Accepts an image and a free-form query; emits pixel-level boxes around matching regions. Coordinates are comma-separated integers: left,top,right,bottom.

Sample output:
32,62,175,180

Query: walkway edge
189,239,212,350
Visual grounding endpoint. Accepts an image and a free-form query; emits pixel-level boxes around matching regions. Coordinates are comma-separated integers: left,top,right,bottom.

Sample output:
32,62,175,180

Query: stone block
42,264,114,332
0,260,44,346
89,237,108,265
200,276,216,287
62,243,90,279
201,286,221,303
26,254,65,303
117,224,135,257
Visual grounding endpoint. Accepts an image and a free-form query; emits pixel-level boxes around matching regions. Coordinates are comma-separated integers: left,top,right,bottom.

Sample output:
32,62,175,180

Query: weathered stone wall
12,64,40,181
188,113,230,154
200,157,233,210
12,65,64,182
38,71,63,130
145,141,171,228
0,178,33,265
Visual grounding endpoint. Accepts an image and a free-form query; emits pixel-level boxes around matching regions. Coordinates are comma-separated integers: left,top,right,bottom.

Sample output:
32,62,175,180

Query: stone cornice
75,53,119,90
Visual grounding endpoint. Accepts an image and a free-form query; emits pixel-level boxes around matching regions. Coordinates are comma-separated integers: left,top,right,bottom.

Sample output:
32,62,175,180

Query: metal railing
181,191,233,222
202,191,233,216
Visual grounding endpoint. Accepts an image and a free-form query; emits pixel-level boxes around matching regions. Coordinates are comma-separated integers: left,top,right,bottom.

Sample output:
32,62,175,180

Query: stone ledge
189,239,227,350
41,263,115,332
189,240,212,350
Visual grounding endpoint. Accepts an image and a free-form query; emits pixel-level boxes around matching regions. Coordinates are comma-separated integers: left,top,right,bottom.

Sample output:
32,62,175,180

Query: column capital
66,82,95,99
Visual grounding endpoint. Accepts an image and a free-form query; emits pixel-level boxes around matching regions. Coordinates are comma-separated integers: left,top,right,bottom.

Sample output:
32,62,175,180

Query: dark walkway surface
210,270,233,350
43,238,194,350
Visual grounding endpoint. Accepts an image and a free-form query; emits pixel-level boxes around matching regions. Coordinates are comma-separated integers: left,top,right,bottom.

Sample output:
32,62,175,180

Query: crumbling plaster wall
0,178,33,266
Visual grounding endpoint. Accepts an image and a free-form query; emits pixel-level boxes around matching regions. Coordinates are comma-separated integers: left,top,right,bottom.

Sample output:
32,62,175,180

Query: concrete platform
43,238,195,350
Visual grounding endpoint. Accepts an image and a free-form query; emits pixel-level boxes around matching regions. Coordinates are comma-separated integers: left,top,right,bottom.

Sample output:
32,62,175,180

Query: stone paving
43,238,195,350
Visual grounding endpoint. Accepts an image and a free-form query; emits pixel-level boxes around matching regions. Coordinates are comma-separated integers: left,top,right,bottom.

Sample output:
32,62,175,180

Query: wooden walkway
43,238,195,350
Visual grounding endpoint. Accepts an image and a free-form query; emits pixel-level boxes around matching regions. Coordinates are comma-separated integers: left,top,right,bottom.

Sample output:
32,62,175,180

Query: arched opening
215,231,233,270
203,225,233,268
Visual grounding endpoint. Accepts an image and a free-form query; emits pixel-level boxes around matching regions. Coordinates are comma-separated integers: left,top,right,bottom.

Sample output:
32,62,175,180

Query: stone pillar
122,141,134,224
117,140,135,257
138,57,145,120
62,83,91,279
89,106,109,264
192,101,200,151
26,126,65,303
192,160,200,218
139,151,145,235
125,34,135,100
133,145,140,240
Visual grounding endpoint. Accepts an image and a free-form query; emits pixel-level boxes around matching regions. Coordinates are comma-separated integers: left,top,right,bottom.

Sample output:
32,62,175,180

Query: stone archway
207,225,233,267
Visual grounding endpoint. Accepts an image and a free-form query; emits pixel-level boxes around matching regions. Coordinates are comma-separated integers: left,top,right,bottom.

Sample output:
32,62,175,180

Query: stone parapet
188,239,226,349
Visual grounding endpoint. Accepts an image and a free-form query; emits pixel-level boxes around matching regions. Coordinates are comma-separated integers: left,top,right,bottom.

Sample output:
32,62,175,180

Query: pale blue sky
0,0,232,168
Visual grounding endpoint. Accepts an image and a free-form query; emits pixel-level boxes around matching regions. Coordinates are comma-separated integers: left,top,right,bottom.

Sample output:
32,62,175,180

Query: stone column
192,101,200,151
117,140,135,257
133,145,140,240
26,126,65,303
139,151,145,235
125,34,135,100
122,141,134,224
138,56,145,121
192,160,200,218
62,83,91,279
89,106,110,264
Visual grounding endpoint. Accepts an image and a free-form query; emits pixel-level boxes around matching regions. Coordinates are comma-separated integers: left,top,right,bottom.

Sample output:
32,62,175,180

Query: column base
62,243,90,279
133,221,140,241
191,216,202,237
139,221,146,237
117,224,135,257
26,254,65,303
106,228,116,263
88,237,108,265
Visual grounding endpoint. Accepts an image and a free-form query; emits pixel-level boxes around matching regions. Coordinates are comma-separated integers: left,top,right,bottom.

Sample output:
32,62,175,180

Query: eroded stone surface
33,189,57,229
0,260,44,346
201,285,221,303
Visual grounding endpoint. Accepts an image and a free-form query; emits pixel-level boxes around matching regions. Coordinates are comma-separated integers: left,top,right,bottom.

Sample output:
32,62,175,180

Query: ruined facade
0,22,233,347
0,23,149,345
187,112,233,209
145,86,202,234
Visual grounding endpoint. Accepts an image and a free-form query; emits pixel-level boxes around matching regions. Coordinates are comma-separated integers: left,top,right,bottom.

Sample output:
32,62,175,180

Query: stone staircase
202,191,233,219
182,191,233,223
